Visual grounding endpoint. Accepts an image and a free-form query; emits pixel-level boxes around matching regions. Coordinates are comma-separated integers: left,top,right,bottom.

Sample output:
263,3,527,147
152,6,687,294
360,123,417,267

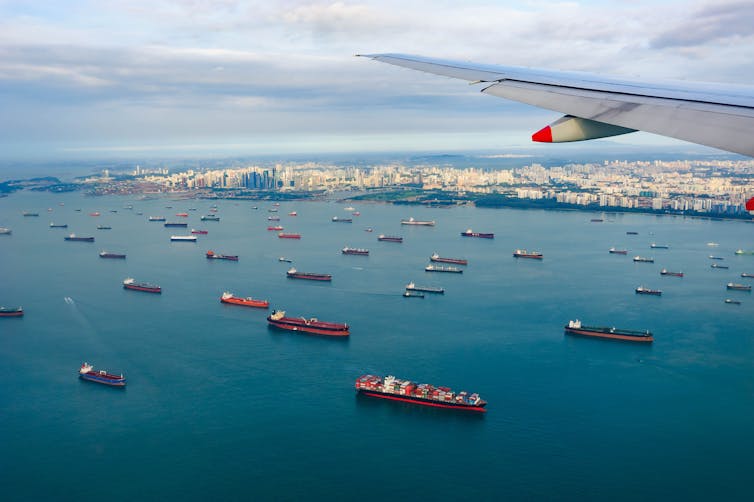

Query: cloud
650,0,754,49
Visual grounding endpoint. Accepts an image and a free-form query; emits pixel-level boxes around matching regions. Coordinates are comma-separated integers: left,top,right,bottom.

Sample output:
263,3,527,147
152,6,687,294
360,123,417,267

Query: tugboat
461,229,493,238
425,264,463,273
267,310,349,336
0,306,24,317
220,292,269,308
564,319,653,343
355,375,486,412
206,250,238,261
79,363,126,387
635,286,662,296
430,253,467,265
513,250,543,259
286,268,332,281
123,278,161,293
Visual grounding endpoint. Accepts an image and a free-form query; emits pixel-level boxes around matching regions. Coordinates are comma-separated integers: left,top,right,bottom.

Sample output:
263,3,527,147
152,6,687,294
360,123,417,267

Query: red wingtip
532,125,553,143
746,197,754,211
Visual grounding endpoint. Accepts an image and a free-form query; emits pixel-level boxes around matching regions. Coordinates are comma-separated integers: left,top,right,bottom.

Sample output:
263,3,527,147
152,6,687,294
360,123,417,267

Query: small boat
425,264,462,273
365,227,373,232
286,268,331,281
608,248,628,254
660,269,683,277
342,247,369,256
727,283,752,291
430,253,467,265
406,282,444,294
201,215,220,221
267,310,348,336
378,235,402,243
352,212,361,216
267,226,284,231
191,229,208,234
650,243,669,249
0,306,23,317
402,218,435,226
50,223,68,228
278,233,301,239
461,229,493,238
279,257,292,263
513,250,543,259
403,291,424,298
148,216,166,222
635,286,662,296
79,363,126,387
96,225,112,230
220,292,268,308
332,217,353,223
65,234,95,242
206,250,238,261
633,256,654,263
99,251,126,259
724,299,741,305
170,235,197,242
123,278,161,293
711,264,729,269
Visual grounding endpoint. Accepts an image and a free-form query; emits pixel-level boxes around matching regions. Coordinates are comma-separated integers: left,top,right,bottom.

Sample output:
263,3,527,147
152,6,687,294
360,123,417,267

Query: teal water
1,191,753,501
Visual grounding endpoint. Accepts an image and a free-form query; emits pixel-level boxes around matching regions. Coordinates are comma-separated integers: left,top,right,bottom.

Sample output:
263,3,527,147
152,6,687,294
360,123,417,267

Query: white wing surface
360,53,754,157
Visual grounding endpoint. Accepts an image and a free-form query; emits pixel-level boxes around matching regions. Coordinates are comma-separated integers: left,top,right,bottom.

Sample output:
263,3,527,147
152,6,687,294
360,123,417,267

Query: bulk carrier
430,253,467,265
286,268,332,281
355,375,486,412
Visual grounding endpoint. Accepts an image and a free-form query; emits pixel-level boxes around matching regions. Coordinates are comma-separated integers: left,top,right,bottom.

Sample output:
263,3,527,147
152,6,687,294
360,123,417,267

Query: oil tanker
0,306,23,317
64,234,95,242
79,363,126,387
286,268,332,281
564,319,653,343
123,278,161,293
430,253,467,265
267,310,348,336
220,292,269,308
99,251,126,259
378,235,403,243
355,375,486,412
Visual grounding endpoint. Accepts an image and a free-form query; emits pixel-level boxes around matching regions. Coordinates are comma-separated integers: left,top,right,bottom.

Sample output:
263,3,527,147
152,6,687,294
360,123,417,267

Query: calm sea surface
1,191,753,501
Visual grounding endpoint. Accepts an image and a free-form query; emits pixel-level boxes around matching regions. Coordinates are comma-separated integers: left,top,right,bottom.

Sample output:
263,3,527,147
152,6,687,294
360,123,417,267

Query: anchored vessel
123,278,161,293
220,292,269,308
99,251,126,259
268,216,281,221
286,268,332,281
171,235,197,242
513,250,543,259
378,235,403,243
191,229,208,234
267,226,284,231
50,223,68,228
96,225,112,230
725,299,742,305
405,282,444,294
660,269,683,277
164,222,188,227
735,249,754,255
332,217,353,223
709,255,724,260
206,250,238,261
425,264,462,273
461,229,493,238
79,363,126,387
626,231,639,235
342,247,369,256
711,263,729,269
430,253,467,265
742,273,754,278
201,215,220,221
727,283,752,291
279,257,292,263
635,286,662,296
565,320,653,343
65,234,95,242
175,213,188,217
608,248,627,255
355,375,486,412
278,233,301,239
148,216,166,221
0,306,23,317
650,243,669,249
267,310,349,336
0,227,11,235
22,211,39,217
402,218,435,226
633,256,654,263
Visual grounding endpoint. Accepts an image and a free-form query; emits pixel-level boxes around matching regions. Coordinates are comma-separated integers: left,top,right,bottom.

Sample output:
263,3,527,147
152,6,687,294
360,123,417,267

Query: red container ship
123,278,161,294
355,375,486,412
461,229,494,239
430,253,467,265
0,306,23,317
378,235,403,243
513,249,543,259
79,363,126,387
286,268,331,281
206,250,238,261
267,310,349,336
220,292,269,308
342,247,369,256
564,320,653,343
278,233,301,239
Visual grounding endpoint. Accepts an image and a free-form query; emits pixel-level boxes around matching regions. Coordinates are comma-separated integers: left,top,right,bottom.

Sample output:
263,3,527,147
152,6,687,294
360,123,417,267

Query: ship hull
565,327,653,343
378,237,403,243
0,309,24,317
80,373,126,387
513,254,542,259
357,390,486,412
461,232,493,238
221,297,269,308
123,284,161,294
267,319,349,336
65,237,95,242
430,257,467,265
100,253,126,259
287,273,331,281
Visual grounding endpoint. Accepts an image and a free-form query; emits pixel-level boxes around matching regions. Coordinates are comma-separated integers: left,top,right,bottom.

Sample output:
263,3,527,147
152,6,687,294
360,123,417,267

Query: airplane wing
359,53,754,158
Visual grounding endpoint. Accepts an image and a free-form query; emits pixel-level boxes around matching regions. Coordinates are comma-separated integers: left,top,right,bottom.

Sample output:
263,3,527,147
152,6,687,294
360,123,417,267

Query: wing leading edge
359,53,754,157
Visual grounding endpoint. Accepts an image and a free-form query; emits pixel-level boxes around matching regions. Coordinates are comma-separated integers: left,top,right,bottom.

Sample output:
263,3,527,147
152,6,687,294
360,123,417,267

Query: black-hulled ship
405,282,444,294
65,234,94,242
100,251,126,259
564,320,653,343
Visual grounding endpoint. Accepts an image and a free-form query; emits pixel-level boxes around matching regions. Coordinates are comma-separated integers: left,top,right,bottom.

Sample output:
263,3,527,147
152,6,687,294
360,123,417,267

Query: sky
1,0,753,160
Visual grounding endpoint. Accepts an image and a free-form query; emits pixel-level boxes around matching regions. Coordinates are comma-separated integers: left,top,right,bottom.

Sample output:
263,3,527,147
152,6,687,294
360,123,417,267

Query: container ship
660,269,683,277
401,218,435,226
171,235,197,242
633,256,654,263
123,278,161,293
727,283,752,291
711,263,729,269
268,226,284,231
635,286,662,296
278,233,301,239
378,235,403,243
220,292,269,308
513,250,543,259
430,253,467,265
332,217,353,223
0,306,23,317
267,310,348,336
148,216,166,221
406,282,444,294
164,222,188,227
79,363,126,387
342,247,369,256
425,264,462,273
191,229,208,234
355,375,486,412
206,250,238,261
65,234,95,242
565,320,653,343
99,251,126,259
461,229,493,238
650,243,669,249
201,215,220,221
608,248,628,255
286,268,331,281
50,223,68,228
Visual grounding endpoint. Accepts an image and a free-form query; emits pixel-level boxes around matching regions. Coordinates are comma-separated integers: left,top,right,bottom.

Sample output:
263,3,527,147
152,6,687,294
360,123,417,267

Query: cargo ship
711,263,729,269
175,213,189,217
355,375,486,412
268,216,281,221
148,216,166,221
633,256,654,263
626,231,639,235
279,257,292,263
590,218,604,222
378,235,403,243
79,363,126,387
635,286,662,296
278,233,301,239
99,251,126,259
220,292,269,308
22,211,39,217
403,290,424,298
201,215,220,221
608,248,628,255
96,225,112,230
406,282,444,294
123,278,161,293
461,229,493,238
0,306,23,317
725,299,742,305
727,283,752,291
267,310,349,336
709,255,724,260
342,247,369,256
402,218,435,226
191,229,208,234
660,269,683,277
267,225,284,231
286,268,331,281
0,227,11,235
513,250,543,259
735,249,754,255
164,222,188,227
650,243,669,249
206,250,238,261
332,217,353,223
170,235,197,242
425,264,462,273
742,273,754,278
65,234,95,242
564,320,653,343
430,253,467,265
50,223,68,228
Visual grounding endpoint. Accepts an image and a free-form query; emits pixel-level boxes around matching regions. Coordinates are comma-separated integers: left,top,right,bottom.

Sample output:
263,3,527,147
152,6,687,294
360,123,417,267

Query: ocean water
1,191,753,501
